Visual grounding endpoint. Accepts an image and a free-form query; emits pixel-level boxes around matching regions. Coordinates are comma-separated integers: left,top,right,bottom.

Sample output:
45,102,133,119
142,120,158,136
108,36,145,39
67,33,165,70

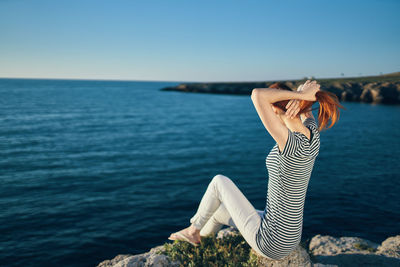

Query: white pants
190,174,271,259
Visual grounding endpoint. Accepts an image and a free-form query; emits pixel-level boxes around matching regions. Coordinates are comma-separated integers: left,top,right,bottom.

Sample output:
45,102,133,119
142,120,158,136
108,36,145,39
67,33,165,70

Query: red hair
269,82,345,131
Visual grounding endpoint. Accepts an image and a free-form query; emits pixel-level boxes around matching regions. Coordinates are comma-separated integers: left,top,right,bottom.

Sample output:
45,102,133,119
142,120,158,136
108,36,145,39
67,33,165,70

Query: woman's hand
300,80,320,101
285,83,305,119
285,80,320,118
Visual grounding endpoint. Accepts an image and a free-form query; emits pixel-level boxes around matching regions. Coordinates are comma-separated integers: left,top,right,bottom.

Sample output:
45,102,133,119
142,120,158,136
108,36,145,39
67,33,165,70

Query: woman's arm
253,80,318,103
251,91,288,153
251,88,308,103
251,89,306,153
251,81,319,153
286,82,317,122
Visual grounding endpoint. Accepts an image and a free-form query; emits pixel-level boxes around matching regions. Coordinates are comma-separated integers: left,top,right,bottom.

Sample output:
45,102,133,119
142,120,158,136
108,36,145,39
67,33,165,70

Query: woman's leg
200,202,265,237
189,174,265,255
199,203,236,237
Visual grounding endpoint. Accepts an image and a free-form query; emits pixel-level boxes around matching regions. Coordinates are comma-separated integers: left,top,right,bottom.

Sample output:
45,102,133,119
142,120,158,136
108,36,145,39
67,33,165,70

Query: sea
1,78,399,267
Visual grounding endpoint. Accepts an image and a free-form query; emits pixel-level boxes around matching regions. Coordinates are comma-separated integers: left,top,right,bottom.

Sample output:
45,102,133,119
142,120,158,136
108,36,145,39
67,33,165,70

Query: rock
341,91,354,102
96,245,180,267
97,230,400,267
160,73,400,104
216,226,240,238
360,87,374,102
250,245,313,267
309,234,400,267
220,227,324,266
378,83,399,104
97,254,135,267
376,235,400,258
309,234,380,255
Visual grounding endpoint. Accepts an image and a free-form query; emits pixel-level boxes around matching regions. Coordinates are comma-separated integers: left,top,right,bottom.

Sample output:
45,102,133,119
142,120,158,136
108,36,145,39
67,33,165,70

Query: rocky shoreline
97,227,400,267
160,73,400,105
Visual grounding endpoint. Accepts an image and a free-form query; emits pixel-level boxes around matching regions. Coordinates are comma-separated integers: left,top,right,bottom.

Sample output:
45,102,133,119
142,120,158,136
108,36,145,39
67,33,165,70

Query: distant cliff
161,72,400,104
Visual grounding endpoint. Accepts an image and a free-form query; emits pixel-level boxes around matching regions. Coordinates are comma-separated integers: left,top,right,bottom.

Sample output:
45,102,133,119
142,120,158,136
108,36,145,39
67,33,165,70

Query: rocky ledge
161,72,400,105
97,227,400,267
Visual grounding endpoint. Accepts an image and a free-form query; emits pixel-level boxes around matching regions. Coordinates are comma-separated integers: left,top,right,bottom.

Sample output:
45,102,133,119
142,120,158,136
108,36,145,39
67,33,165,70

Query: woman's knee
212,174,231,184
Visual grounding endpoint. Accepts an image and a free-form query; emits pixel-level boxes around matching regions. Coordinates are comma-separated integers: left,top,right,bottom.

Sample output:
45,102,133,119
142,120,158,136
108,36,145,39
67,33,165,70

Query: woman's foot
168,226,201,246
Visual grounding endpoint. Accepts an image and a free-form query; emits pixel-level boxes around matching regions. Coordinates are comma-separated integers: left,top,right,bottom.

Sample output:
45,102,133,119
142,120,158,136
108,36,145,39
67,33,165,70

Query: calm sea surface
1,78,399,267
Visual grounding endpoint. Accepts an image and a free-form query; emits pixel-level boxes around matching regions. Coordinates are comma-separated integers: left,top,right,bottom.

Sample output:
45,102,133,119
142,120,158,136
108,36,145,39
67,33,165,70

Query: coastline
96,227,400,267
160,72,400,105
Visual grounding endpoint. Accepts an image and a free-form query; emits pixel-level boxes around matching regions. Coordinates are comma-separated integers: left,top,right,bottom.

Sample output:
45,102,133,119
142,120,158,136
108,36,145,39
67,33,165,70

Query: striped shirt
255,117,320,260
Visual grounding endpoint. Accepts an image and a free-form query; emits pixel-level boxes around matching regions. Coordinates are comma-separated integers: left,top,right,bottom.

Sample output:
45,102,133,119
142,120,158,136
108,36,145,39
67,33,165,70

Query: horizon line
0,72,395,84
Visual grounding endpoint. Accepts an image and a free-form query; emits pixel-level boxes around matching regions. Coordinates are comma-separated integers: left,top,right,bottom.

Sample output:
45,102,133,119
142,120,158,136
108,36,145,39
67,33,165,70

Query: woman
168,80,344,260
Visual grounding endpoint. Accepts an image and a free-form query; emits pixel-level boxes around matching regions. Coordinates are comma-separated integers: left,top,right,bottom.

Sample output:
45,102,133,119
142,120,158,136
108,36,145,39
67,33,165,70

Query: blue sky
0,0,399,82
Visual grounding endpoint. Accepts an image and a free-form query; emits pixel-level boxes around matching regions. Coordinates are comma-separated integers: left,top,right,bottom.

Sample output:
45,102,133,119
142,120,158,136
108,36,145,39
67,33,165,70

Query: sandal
168,231,201,246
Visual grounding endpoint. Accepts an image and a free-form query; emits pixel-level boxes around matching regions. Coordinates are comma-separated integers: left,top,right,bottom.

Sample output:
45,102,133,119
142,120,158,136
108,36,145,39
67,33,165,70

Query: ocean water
0,78,399,267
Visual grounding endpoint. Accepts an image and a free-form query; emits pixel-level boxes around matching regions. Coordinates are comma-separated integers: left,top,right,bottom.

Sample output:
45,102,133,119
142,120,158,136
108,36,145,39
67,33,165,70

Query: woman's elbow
251,88,259,99
251,88,269,102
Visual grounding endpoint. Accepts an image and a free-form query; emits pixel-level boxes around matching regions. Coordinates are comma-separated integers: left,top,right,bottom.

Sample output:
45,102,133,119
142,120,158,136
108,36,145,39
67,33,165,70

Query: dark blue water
1,78,399,267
